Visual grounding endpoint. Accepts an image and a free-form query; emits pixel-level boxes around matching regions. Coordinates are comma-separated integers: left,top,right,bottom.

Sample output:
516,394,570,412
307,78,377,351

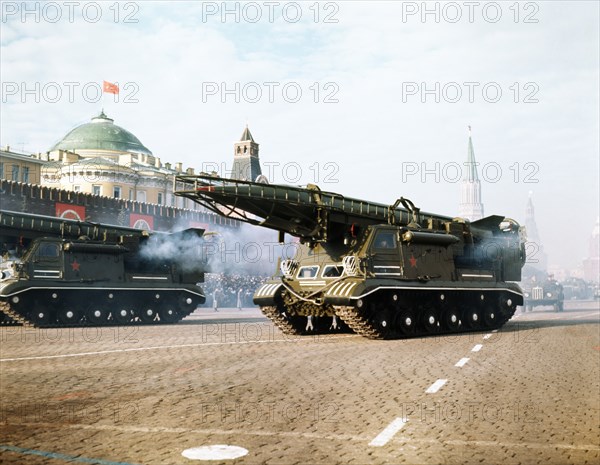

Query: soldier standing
213,288,219,312
237,288,243,311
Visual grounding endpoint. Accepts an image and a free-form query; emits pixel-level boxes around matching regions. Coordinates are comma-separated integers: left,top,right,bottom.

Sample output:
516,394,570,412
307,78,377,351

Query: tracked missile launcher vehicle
175,175,526,339
0,210,206,327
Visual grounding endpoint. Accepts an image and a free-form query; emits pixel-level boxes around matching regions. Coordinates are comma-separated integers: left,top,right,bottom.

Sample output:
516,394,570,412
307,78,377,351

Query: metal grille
532,286,544,300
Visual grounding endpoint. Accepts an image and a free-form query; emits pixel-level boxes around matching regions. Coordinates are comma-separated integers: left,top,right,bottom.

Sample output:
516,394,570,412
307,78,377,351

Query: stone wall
0,179,237,232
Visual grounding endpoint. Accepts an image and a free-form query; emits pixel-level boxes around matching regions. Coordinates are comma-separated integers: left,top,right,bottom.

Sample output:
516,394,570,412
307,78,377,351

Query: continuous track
261,289,518,340
0,302,32,327
260,305,304,335
0,291,202,328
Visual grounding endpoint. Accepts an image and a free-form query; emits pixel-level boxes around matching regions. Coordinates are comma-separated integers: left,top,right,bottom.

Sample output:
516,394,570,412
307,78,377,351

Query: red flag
103,80,119,94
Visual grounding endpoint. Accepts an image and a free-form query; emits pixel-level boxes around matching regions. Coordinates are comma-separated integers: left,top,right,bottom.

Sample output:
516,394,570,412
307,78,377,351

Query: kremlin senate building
45,110,172,207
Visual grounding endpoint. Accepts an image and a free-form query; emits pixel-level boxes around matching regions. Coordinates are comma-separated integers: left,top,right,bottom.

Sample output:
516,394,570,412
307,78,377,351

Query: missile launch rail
175,175,526,339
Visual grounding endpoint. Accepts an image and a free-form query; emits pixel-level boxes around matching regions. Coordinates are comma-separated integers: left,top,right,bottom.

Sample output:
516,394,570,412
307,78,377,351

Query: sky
1,1,599,271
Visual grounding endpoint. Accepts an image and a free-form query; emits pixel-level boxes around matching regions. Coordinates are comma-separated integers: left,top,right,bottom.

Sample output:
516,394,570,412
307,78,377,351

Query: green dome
50,111,152,155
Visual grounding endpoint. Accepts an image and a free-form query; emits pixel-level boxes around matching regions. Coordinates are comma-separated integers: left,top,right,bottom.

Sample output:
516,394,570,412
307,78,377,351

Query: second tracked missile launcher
0,210,207,327
175,175,526,339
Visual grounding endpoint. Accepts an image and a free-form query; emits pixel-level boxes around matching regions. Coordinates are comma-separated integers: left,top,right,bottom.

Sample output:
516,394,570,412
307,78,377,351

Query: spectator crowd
202,273,269,309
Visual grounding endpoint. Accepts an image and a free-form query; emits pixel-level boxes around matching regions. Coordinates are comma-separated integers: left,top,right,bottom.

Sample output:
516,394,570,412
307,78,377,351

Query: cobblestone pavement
1,304,599,465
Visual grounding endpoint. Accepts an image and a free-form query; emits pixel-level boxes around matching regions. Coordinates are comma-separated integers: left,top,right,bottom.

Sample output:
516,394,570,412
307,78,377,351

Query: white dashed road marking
369,417,408,447
455,357,470,367
425,379,447,394
370,307,597,453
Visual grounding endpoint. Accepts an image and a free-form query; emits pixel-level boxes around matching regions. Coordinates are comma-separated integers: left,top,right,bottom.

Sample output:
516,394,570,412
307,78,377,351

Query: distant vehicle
562,277,593,300
0,210,207,327
175,175,526,339
522,275,564,312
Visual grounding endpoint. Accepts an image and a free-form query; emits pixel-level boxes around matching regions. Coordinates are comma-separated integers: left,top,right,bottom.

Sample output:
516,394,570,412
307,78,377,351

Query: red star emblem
71,260,80,271
409,255,417,268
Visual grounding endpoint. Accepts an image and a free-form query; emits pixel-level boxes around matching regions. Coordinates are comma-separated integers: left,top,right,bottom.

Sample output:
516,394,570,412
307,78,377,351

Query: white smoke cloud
203,223,292,276
138,229,208,273
138,221,293,276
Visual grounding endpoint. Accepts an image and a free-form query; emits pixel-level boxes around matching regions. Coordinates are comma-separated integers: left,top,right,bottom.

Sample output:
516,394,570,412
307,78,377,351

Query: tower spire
458,125,484,221
524,192,548,271
239,125,254,142
465,125,478,182
232,125,261,181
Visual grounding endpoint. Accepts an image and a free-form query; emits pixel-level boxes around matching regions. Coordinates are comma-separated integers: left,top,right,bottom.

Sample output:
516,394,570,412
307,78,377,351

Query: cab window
297,265,320,279
322,265,343,278
373,231,396,249
38,242,60,260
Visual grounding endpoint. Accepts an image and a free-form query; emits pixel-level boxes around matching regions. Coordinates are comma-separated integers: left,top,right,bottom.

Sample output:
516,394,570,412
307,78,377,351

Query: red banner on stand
55,203,86,221
130,213,154,230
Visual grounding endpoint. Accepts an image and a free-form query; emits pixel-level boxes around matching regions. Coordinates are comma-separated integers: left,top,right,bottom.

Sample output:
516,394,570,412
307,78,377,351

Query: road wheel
442,307,461,332
159,305,180,324
372,308,394,338
178,294,198,315
30,308,51,326
137,305,158,324
178,295,193,308
86,306,108,325
463,307,481,329
396,308,416,335
111,306,132,324
58,307,80,325
420,307,439,334
482,306,497,329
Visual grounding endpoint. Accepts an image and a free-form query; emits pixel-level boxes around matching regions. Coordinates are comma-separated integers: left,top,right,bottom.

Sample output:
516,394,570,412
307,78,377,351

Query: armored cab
0,210,206,327
175,175,526,339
